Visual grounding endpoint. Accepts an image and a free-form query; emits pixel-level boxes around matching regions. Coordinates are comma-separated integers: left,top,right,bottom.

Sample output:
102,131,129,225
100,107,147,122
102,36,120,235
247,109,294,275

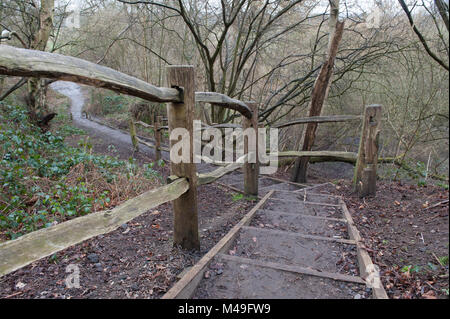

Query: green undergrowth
0,102,161,241
231,192,257,202
378,159,449,188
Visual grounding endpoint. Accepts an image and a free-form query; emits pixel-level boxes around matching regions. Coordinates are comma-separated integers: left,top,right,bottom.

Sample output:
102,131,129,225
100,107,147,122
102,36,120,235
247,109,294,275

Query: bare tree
398,0,449,71
118,0,310,123
291,0,344,183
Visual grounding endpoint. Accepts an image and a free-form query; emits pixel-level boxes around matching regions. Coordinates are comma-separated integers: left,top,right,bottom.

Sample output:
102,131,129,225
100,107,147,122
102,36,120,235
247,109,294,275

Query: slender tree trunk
291,0,344,182
27,0,54,125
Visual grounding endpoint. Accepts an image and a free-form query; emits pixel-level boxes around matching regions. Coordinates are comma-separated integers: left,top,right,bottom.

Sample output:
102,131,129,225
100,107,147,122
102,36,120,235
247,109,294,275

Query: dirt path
50,81,164,166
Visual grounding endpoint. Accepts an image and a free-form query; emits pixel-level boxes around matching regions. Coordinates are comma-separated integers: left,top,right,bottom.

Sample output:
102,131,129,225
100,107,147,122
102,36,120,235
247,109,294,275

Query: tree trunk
27,0,54,125
291,0,344,183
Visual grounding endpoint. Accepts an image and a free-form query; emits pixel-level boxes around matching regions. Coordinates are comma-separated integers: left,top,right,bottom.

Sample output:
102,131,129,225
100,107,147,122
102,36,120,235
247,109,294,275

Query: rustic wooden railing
0,45,181,102
0,45,259,274
268,106,382,197
0,44,382,277
274,115,362,128
0,178,189,277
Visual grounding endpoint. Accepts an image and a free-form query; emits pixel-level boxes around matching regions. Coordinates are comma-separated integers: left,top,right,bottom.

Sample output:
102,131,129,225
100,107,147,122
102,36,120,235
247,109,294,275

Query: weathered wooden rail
0,178,188,277
0,158,249,277
274,115,362,128
0,44,382,290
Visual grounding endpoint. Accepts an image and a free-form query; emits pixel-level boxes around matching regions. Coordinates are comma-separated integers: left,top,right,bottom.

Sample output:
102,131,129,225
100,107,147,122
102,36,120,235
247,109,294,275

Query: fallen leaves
15,282,26,289
334,180,449,299
421,290,436,299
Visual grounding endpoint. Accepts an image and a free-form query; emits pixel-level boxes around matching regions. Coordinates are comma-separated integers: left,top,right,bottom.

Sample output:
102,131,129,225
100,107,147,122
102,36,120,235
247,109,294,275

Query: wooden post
155,115,162,162
129,114,139,152
166,65,200,250
353,105,382,197
243,103,259,196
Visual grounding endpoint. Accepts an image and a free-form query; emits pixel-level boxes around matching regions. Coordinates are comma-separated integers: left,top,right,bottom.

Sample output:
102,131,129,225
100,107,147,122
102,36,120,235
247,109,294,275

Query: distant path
50,81,161,160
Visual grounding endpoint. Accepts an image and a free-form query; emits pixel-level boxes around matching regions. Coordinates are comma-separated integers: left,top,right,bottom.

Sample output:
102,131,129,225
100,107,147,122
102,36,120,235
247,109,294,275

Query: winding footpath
50,81,160,159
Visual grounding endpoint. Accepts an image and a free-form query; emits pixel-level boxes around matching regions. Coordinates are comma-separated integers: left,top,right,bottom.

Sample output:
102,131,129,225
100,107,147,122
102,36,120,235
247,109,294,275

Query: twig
425,200,449,210
425,281,438,292
432,252,446,269
419,233,425,244
4,291,23,298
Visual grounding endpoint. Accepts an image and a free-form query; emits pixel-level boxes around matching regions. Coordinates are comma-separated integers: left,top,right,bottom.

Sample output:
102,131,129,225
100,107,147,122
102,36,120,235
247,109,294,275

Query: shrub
0,102,161,240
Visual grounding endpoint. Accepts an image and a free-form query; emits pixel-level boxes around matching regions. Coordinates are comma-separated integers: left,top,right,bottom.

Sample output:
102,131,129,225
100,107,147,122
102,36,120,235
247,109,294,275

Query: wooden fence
0,44,381,277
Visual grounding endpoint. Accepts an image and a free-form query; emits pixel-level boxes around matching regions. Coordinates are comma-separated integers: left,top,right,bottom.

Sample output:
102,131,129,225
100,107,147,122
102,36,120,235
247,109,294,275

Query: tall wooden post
243,103,259,196
129,114,139,152
155,115,162,162
353,105,382,197
166,65,199,250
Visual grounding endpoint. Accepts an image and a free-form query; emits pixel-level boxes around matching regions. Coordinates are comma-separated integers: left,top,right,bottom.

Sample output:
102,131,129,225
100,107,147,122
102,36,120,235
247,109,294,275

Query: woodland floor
335,180,449,299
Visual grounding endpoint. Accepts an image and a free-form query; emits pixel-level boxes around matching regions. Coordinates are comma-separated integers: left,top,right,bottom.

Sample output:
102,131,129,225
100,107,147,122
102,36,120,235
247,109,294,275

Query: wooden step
241,226,356,245
261,200,344,219
268,197,341,207
256,209,347,223
217,253,365,284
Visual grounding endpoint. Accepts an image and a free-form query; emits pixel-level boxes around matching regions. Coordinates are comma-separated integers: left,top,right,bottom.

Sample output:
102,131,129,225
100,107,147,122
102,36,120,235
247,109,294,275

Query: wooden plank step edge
272,189,343,199
256,209,347,223
161,190,274,299
293,182,334,192
268,197,341,207
260,175,310,188
241,226,356,245
339,199,389,299
217,253,366,285
258,184,298,191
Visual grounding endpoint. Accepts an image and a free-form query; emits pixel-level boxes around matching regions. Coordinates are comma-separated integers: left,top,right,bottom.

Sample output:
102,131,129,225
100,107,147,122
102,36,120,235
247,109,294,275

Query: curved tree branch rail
195,92,253,119
276,151,358,164
0,45,181,103
274,115,362,128
0,45,253,119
